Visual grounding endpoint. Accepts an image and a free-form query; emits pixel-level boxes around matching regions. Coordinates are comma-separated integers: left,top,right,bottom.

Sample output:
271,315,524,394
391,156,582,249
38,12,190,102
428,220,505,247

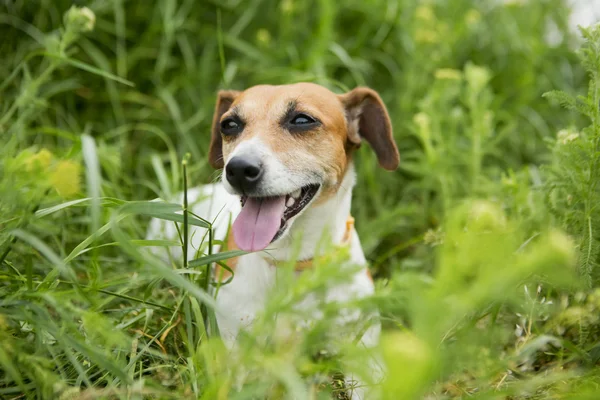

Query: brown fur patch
338,87,399,170
209,90,240,168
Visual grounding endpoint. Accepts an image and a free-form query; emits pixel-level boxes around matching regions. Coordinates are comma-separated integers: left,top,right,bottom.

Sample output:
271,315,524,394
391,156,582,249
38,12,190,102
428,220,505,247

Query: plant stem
182,159,188,269
203,226,213,334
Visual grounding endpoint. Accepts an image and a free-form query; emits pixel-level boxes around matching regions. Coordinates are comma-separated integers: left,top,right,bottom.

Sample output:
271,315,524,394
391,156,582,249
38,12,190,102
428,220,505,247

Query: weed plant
1,0,600,399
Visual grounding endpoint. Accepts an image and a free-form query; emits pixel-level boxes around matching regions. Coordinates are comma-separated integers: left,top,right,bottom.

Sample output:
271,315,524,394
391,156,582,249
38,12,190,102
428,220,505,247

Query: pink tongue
232,196,286,252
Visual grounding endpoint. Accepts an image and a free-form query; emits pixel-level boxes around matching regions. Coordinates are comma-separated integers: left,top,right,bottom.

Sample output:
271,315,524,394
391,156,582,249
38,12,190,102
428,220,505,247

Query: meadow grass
1,0,600,399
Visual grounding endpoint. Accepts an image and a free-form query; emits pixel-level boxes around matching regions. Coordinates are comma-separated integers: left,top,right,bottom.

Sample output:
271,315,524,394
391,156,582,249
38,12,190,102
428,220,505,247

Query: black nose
225,156,263,192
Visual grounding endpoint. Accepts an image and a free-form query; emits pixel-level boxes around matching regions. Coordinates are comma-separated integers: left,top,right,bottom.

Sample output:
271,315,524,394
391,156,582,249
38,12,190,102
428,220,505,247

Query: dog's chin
239,183,322,245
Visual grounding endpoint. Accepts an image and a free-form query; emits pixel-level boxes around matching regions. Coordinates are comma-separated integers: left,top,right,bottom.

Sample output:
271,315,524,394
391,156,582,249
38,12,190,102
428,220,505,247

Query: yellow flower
465,62,491,92
415,5,435,23
413,112,430,128
504,0,525,6
256,29,271,46
415,28,438,44
25,148,54,171
434,68,462,80
281,0,294,14
50,160,82,198
465,9,481,26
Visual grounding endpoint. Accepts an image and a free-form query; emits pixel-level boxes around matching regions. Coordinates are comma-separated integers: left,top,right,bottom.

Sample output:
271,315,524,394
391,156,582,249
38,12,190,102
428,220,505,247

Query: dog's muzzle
225,155,263,193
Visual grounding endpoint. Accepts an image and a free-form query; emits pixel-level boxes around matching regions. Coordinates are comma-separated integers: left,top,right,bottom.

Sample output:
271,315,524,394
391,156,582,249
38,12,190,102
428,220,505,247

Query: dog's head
209,83,399,252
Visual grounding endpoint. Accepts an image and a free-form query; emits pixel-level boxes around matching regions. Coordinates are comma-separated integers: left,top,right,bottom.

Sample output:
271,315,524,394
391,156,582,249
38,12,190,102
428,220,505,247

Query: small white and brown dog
147,83,399,398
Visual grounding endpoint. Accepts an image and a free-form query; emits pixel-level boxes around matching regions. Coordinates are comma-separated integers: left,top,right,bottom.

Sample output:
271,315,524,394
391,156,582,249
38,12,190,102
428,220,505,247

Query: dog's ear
339,87,399,170
209,90,240,169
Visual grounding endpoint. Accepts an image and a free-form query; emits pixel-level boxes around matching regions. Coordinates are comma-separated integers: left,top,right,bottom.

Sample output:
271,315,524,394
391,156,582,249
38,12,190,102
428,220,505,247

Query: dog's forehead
231,83,345,120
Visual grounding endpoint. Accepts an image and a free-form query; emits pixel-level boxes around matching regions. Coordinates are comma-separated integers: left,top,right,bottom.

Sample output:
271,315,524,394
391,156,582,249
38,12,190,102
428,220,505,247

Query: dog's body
147,83,398,398
148,163,377,344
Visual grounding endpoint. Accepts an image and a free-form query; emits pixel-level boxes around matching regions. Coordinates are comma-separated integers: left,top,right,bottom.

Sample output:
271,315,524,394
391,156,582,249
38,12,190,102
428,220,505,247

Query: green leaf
35,197,126,218
543,90,577,111
188,249,247,268
110,214,218,310
119,201,210,228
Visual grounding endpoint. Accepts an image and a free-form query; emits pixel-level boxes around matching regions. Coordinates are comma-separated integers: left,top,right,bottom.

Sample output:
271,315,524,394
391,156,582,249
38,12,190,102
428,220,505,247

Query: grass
1,0,600,398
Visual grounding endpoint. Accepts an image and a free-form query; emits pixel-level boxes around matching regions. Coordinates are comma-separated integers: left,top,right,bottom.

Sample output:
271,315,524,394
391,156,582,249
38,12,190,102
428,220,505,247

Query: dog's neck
264,163,356,262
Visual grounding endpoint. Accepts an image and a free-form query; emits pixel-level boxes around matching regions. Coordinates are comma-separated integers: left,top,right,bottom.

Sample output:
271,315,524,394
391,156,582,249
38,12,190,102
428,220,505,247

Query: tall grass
1,0,600,398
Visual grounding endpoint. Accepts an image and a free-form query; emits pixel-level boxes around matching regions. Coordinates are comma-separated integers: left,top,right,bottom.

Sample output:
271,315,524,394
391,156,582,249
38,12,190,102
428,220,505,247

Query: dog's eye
220,118,243,135
290,114,316,125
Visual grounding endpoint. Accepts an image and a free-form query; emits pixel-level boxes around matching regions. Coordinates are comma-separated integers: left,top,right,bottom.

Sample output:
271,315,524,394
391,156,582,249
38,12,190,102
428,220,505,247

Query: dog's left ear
339,87,399,171
209,90,240,169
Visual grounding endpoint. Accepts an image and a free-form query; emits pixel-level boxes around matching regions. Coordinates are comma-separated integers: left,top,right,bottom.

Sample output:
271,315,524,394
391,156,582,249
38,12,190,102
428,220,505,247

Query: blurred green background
2,0,600,398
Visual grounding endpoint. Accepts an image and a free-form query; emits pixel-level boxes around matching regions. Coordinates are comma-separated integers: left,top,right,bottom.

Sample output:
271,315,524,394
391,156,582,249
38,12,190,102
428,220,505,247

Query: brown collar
215,216,355,281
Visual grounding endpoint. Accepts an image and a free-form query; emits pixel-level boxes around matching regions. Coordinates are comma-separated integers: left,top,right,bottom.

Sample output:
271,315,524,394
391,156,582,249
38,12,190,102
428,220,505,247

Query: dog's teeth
286,197,295,207
292,189,301,199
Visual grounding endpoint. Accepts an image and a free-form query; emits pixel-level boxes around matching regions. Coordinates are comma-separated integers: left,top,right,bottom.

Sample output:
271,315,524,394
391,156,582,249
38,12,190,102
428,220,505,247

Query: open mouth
231,183,321,252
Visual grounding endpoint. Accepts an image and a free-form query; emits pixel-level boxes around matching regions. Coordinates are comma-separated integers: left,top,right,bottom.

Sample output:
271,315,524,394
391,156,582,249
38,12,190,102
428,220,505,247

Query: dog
147,82,399,398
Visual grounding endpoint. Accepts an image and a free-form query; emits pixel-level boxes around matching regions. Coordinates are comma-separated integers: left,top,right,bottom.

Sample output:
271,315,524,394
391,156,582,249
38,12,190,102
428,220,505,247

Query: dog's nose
225,156,263,192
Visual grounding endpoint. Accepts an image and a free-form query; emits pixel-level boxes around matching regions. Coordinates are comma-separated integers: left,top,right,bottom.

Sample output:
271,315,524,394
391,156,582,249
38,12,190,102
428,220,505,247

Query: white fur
146,163,381,399
222,136,324,199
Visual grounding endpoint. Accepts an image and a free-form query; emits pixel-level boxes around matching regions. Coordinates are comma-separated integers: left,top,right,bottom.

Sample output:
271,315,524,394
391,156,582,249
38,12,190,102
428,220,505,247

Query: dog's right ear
339,87,399,171
209,90,240,169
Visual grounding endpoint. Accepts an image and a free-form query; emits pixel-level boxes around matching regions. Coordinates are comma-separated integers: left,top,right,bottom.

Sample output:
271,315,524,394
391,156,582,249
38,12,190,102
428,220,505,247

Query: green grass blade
44,53,135,87
188,249,247,268
82,134,102,235
120,201,210,228
35,198,126,218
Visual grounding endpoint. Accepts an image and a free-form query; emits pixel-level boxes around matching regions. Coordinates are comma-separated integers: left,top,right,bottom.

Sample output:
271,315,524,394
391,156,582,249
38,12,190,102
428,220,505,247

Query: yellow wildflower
25,148,54,171
415,28,438,44
415,5,435,23
281,0,294,14
413,112,430,128
256,29,271,46
465,9,481,26
434,68,462,80
465,63,491,92
50,160,82,198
